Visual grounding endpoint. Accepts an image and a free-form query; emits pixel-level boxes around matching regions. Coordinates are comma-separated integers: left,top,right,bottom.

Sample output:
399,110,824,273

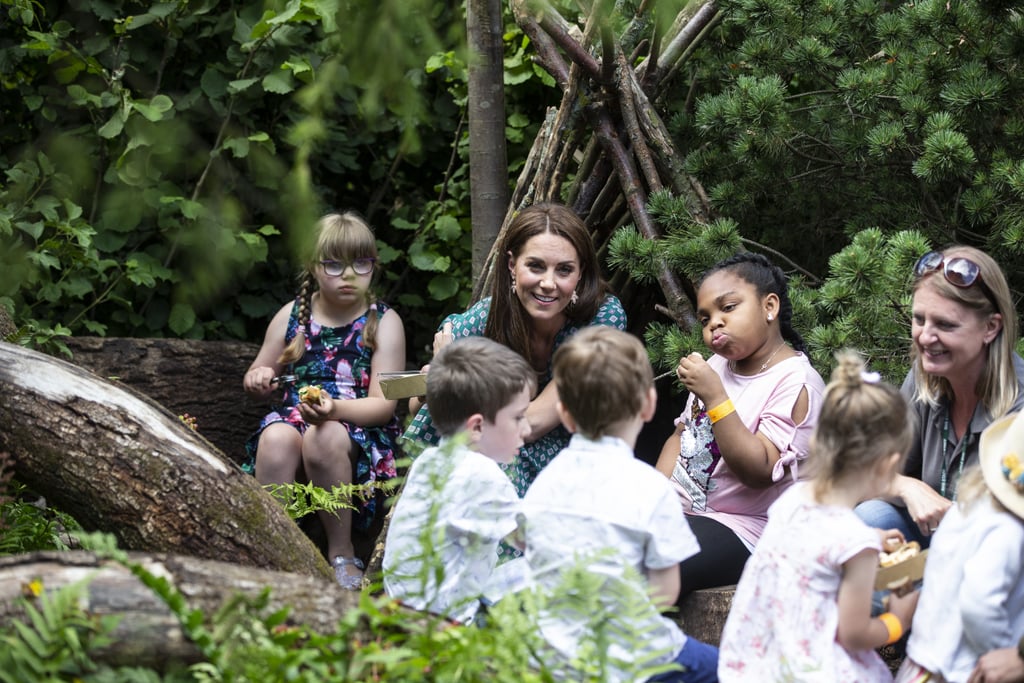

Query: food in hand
298,385,323,406
879,540,920,568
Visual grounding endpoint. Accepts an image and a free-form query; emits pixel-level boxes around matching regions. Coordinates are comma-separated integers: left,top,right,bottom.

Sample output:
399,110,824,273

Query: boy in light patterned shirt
384,337,536,624
523,326,718,682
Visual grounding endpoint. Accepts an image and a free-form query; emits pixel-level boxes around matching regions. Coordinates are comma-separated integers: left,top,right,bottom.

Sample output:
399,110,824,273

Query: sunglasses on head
914,251,997,305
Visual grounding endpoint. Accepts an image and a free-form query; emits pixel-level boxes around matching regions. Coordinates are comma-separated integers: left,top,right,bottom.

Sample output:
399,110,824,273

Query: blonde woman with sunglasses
856,246,1024,548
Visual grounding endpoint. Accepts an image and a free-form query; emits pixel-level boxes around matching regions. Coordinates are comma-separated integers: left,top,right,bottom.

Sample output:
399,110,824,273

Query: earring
510,275,517,294
570,290,579,305
767,314,774,322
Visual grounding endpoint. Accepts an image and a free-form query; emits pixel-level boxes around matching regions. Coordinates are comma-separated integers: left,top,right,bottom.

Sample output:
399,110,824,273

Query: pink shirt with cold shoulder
669,352,825,550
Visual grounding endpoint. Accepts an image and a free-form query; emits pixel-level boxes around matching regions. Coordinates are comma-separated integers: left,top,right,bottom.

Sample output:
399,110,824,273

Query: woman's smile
509,232,581,323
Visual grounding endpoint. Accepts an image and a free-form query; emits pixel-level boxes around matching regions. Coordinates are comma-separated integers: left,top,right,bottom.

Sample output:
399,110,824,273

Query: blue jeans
854,499,930,548
647,637,719,683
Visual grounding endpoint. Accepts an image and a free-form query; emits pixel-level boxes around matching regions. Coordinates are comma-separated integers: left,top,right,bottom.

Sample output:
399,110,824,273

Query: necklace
730,341,786,375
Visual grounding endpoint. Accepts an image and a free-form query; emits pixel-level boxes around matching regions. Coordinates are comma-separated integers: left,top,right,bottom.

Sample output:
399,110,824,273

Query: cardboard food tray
378,371,428,400
874,549,928,590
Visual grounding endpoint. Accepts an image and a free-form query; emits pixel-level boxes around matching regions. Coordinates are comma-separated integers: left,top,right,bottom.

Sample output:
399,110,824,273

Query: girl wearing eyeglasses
856,245,1024,548
243,211,406,590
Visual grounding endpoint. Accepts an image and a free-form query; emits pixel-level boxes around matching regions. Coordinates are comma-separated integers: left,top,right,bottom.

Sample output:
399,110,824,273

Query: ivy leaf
200,68,229,98
97,110,125,138
262,70,295,95
313,0,340,32
131,95,174,122
169,303,196,335
428,274,459,300
432,215,462,242
377,242,401,264
66,84,97,106
222,137,250,158
408,240,450,272
227,78,259,94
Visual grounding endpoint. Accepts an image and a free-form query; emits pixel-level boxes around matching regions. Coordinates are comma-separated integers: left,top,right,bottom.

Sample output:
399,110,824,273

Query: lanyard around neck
939,413,969,500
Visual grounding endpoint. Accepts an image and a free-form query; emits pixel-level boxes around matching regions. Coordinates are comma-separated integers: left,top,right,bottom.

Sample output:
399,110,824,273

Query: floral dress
403,294,627,499
244,301,400,531
718,483,892,682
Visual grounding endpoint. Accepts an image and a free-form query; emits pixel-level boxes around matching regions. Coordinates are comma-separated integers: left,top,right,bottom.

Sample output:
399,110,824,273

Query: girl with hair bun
719,350,920,682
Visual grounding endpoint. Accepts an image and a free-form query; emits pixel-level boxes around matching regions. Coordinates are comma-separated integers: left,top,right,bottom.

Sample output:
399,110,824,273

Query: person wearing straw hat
894,409,1024,683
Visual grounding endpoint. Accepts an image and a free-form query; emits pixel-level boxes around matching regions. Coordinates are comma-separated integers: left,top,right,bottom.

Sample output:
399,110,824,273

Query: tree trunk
62,336,263,466
468,0,510,281
0,551,358,669
0,341,332,579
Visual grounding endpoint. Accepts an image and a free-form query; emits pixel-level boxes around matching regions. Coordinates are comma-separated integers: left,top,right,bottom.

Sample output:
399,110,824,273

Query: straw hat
978,411,1024,519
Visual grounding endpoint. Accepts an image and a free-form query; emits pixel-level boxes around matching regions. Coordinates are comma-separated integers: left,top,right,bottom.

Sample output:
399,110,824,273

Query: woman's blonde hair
953,466,1006,515
911,245,1019,419
809,350,913,499
278,212,380,365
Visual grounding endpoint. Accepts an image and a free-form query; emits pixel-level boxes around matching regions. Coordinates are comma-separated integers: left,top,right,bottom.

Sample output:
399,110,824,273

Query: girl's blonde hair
278,212,380,365
809,350,913,499
911,245,1019,419
953,466,1006,515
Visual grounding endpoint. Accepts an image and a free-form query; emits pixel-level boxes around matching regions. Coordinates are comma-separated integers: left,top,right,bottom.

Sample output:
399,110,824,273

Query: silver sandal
332,556,365,590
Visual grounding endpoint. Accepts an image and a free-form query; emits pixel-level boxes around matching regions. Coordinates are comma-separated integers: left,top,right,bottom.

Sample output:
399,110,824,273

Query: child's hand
299,394,334,425
885,588,919,629
244,366,277,396
878,528,906,552
676,352,726,405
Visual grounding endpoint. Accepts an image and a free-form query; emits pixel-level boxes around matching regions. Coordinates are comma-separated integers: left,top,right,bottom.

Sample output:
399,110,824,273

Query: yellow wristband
878,612,903,645
707,399,735,424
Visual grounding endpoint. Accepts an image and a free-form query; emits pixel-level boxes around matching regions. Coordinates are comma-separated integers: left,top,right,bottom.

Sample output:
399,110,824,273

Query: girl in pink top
655,253,826,604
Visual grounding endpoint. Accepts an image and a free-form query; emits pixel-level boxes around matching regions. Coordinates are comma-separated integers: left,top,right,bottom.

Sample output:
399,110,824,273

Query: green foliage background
612,0,1024,382
5,0,1024,382
0,0,552,361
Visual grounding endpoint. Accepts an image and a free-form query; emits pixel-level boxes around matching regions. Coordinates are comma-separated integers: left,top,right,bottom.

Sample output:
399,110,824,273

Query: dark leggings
676,514,751,607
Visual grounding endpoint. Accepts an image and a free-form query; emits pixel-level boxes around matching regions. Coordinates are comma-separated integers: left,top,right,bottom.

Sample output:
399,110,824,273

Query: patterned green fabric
403,294,627,498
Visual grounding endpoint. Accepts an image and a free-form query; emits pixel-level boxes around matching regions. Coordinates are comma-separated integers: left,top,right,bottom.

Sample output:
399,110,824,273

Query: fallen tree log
0,551,359,669
0,341,332,579
62,336,264,466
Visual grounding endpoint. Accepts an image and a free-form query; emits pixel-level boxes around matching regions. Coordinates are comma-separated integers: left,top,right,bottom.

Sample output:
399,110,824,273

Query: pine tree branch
739,238,821,284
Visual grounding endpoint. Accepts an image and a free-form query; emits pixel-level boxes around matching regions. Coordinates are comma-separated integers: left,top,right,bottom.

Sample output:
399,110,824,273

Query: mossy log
0,551,359,669
0,341,331,579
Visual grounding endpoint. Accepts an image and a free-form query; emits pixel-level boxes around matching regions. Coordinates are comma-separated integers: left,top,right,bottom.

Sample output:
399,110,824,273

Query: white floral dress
718,484,892,682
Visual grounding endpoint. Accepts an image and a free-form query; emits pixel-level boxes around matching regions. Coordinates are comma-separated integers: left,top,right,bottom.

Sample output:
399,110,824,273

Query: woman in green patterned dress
404,203,626,498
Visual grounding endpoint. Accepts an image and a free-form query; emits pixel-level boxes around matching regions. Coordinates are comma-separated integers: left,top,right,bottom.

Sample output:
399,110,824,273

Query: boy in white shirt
383,336,535,624
523,326,719,682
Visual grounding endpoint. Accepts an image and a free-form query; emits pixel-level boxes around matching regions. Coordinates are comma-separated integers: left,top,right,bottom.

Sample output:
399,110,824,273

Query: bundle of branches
474,0,720,333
